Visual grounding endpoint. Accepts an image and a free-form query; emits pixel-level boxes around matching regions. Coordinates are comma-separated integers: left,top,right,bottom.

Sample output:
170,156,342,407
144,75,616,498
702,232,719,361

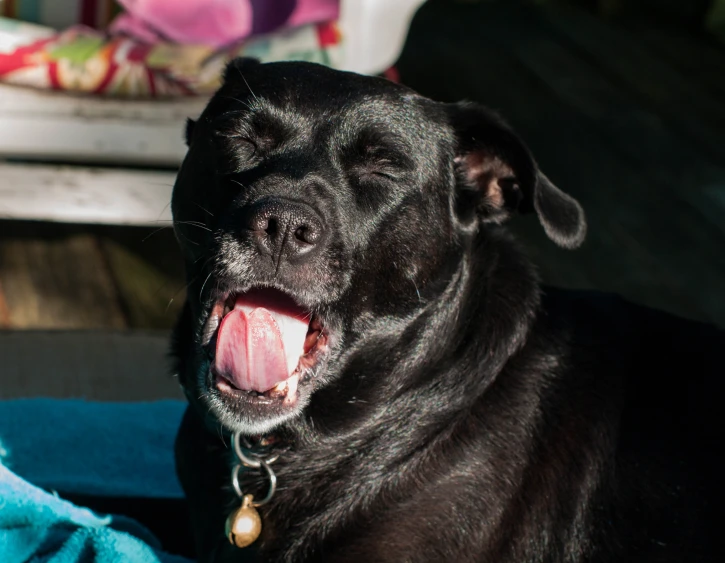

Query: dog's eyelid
215,134,259,159
346,150,413,183
351,143,413,170
213,123,288,158
355,164,405,182
366,170,398,181
213,123,255,141
370,155,414,176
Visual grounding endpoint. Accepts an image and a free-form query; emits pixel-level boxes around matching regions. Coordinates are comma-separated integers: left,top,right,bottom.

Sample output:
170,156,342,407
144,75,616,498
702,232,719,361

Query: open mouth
202,288,328,404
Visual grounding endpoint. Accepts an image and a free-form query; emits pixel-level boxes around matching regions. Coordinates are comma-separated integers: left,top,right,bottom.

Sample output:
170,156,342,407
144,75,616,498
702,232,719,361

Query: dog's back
537,288,722,561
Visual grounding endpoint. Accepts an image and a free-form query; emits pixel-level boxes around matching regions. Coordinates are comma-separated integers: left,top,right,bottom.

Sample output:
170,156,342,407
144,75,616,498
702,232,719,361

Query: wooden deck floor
0,221,186,330
1,0,724,330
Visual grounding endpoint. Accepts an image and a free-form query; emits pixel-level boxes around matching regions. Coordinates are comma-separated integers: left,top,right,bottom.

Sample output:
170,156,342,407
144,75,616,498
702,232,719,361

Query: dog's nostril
249,210,273,234
294,225,319,245
266,218,279,237
294,226,307,242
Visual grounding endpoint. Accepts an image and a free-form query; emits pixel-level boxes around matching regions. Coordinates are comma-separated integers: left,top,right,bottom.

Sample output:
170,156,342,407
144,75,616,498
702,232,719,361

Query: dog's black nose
243,198,325,259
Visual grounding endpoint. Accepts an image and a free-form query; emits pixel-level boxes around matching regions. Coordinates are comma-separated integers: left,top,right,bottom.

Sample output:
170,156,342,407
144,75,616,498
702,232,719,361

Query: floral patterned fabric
0,17,343,97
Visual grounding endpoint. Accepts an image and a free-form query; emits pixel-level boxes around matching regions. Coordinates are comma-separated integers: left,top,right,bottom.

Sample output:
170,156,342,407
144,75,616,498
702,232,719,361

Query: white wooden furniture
0,0,425,226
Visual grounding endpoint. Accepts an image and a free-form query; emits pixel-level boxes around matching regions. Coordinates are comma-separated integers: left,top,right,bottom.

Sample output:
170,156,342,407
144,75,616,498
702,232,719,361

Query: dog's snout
244,198,325,259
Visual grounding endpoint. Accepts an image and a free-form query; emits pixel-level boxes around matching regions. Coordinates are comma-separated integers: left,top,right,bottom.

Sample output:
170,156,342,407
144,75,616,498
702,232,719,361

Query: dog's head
172,60,585,435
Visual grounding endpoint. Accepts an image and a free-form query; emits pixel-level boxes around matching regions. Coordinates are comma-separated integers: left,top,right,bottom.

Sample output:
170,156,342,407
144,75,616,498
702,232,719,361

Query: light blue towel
0,399,193,563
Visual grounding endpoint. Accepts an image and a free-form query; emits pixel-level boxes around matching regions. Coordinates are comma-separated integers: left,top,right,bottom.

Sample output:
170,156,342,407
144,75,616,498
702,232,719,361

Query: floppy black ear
223,57,261,83
449,102,586,249
184,118,196,146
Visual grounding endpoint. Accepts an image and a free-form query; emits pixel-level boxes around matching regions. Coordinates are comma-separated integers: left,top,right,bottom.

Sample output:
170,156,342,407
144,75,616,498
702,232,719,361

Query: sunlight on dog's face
172,60,585,435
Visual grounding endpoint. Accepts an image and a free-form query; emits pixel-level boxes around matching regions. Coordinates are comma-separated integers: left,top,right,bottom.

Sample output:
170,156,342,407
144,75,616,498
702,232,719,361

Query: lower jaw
214,370,301,405
203,371,311,435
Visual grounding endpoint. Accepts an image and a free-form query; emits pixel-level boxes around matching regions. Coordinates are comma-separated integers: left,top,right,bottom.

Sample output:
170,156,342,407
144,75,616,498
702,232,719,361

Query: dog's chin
201,355,330,435
196,286,332,436
204,380,310,435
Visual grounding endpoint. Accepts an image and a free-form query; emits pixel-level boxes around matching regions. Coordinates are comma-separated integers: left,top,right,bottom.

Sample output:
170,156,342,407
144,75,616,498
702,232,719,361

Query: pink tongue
214,294,308,392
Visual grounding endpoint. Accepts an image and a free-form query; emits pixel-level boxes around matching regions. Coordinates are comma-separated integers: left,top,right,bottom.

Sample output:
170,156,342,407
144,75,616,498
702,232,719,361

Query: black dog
171,59,723,562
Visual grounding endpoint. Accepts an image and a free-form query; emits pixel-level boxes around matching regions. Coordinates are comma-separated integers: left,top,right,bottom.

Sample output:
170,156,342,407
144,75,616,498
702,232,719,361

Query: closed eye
355,149,413,182
218,134,257,153
361,167,400,182
343,126,415,181
212,111,289,172
213,128,259,174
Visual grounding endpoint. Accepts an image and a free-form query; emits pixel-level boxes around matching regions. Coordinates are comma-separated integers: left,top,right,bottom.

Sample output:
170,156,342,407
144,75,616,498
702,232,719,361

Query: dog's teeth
286,374,299,400
273,380,288,392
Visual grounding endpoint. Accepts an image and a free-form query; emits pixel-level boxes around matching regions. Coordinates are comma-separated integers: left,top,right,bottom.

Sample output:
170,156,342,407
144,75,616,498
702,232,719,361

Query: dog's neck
299,228,540,428
254,228,543,558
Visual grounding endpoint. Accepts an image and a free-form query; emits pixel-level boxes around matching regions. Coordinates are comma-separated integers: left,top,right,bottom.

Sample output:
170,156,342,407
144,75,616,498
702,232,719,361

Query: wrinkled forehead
206,62,445,156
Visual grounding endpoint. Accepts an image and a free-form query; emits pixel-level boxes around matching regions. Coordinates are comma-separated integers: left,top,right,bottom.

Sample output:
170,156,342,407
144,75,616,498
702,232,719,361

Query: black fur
171,60,723,562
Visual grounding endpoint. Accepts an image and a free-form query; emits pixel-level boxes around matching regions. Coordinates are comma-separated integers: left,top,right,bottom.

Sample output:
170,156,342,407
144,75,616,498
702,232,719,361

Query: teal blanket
0,399,193,563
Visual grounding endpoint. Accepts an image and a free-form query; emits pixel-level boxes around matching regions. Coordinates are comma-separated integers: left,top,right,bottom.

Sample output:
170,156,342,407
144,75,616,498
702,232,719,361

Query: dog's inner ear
450,103,586,249
455,149,523,224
